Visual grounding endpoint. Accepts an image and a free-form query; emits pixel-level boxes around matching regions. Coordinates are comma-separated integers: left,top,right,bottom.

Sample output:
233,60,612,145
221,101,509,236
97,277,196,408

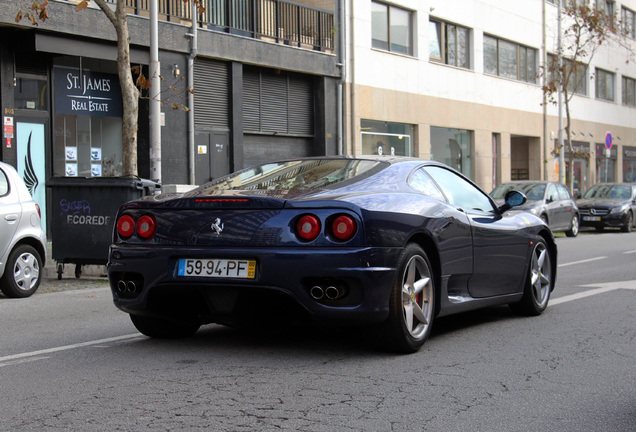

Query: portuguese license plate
582,216,601,222
177,258,256,279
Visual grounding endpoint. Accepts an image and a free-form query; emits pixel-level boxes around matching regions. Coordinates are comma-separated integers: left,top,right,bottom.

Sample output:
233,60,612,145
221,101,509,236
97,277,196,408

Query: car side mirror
498,190,527,213
547,194,557,203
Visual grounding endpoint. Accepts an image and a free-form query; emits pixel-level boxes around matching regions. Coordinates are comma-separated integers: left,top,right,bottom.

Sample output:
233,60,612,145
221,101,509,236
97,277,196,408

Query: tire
378,244,435,353
130,314,200,339
0,244,43,298
620,212,633,233
509,239,553,316
565,215,579,237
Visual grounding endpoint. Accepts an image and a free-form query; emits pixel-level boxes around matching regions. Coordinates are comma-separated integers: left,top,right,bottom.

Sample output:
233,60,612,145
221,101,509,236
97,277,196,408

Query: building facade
345,0,636,193
0,0,339,236
2,0,636,242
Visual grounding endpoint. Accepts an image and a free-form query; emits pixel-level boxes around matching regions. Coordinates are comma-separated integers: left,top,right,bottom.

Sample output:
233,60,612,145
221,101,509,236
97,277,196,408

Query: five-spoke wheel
380,244,435,353
510,239,553,316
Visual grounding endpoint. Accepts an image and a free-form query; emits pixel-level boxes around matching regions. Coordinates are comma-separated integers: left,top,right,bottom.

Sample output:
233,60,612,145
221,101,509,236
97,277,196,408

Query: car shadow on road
126,305,522,357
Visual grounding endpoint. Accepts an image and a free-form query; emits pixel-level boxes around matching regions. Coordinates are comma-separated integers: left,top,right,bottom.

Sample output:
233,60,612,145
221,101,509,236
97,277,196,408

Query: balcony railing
117,0,335,53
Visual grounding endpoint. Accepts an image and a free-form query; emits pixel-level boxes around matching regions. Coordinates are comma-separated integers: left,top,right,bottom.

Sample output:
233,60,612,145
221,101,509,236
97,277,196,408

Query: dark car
576,183,636,232
490,181,579,237
107,157,557,353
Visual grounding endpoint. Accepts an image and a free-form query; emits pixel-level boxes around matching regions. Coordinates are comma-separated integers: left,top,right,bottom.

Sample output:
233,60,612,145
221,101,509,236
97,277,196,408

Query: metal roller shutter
242,67,314,136
194,59,229,129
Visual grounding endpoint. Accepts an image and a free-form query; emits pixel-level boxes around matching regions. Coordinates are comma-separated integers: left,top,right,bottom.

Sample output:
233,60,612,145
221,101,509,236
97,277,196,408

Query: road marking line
0,356,50,368
550,280,636,307
0,334,141,363
624,250,636,254
558,256,607,268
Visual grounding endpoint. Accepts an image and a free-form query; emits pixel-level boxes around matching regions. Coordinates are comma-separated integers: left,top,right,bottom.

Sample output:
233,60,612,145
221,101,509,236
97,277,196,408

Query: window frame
547,54,588,96
595,0,615,15
483,35,538,84
622,75,636,107
622,6,636,39
429,18,471,69
371,1,414,56
595,68,615,101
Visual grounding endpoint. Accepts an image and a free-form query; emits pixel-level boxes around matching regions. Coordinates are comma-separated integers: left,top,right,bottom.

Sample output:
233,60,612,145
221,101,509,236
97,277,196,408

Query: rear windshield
198,159,387,192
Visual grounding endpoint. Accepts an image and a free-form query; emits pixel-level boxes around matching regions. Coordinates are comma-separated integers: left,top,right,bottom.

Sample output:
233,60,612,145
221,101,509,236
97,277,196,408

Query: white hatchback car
0,161,47,297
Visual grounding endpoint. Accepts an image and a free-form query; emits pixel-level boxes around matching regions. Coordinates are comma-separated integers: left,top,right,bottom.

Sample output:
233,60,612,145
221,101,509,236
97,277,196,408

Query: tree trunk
95,0,139,177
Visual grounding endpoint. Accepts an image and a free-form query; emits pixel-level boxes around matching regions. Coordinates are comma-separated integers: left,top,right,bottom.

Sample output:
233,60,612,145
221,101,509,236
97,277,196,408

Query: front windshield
197,159,387,193
491,183,546,201
583,184,631,200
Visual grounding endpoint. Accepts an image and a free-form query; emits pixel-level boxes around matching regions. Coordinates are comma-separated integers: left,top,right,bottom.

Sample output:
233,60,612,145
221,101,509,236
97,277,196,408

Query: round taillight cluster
117,214,156,240
295,213,357,242
297,214,321,241
331,215,357,241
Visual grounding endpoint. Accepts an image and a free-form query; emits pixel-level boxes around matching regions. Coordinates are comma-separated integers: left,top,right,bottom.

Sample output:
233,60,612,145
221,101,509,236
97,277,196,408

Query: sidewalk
38,242,110,295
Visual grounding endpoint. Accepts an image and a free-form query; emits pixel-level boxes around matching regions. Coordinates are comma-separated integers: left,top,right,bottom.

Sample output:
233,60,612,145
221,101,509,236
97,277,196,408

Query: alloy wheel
401,255,433,339
529,242,551,309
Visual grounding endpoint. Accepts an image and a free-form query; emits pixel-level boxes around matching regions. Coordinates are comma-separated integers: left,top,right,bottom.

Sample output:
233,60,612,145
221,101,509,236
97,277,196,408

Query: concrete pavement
37,242,110,295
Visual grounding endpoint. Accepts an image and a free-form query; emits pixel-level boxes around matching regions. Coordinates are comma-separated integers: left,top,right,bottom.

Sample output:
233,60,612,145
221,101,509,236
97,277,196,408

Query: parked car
108,157,557,353
490,181,579,237
576,183,636,232
0,161,47,298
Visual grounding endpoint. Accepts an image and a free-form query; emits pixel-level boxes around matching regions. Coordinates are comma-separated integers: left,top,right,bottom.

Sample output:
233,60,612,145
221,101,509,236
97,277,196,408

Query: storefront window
595,143,616,183
14,76,49,111
430,127,472,178
54,115,123,177
624,146,636,182
361,120,413,156
52,65,123,177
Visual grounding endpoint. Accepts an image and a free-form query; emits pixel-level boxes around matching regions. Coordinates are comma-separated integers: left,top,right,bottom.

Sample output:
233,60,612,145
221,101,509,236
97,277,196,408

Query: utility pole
557,0,564,184
542,0,548,180
149,0,162,182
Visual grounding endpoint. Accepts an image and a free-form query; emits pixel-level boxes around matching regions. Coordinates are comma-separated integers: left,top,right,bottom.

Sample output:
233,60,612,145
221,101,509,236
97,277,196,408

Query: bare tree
16,0,201,177
543,0,632,193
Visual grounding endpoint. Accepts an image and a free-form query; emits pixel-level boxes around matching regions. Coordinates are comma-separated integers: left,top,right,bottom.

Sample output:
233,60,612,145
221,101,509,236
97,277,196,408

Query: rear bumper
107,245,402,325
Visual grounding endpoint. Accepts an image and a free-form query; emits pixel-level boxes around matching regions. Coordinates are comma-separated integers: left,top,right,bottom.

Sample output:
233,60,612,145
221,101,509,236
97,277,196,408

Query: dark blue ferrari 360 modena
108,157,557,353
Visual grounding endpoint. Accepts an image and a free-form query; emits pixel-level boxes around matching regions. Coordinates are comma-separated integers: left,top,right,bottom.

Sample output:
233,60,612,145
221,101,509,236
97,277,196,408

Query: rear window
198,159,387,192
0,169,8,196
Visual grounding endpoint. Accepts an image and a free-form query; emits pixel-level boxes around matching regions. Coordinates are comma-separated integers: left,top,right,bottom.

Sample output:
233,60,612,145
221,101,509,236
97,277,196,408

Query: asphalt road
1,230,635,431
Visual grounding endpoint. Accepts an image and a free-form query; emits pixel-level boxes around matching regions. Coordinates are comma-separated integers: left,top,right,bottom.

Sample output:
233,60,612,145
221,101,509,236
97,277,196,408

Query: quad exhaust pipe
310,285,345,300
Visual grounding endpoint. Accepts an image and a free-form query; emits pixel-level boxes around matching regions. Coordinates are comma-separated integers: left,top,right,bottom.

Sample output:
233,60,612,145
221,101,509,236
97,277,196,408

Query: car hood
576,198,629,208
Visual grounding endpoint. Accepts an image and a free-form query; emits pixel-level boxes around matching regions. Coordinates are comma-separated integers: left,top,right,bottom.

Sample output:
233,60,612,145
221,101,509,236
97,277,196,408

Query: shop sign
624,147,636,159
54,66,123,117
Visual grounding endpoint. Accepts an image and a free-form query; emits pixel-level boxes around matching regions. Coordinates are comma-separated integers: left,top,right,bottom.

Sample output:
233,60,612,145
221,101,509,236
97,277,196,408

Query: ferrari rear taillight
331,215,357,241
297,214,321,241
136,215,156,239
117,214,156,240
117,215,135,239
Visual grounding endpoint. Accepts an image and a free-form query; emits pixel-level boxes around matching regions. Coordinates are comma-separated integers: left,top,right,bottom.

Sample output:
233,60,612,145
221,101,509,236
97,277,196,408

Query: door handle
4,214,18,222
